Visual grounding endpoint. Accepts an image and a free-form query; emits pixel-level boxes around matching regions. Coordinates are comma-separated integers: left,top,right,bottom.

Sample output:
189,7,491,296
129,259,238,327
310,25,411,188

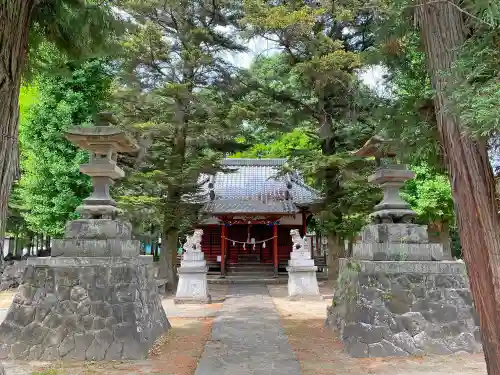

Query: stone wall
0,261,26,291
326,260,481,357
0,257,170,360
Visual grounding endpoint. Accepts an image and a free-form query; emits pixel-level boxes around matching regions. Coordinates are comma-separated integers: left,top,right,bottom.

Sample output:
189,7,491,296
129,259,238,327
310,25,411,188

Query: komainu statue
183,229,203,252
290,229,305,251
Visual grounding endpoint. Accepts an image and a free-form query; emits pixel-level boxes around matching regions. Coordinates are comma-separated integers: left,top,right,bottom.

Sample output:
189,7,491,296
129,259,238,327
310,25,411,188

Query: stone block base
287,266,320,298
175,267,211,304
64,219,132,240
0,261,26,291
0,257,170,360
353,224,444,261
52,239,141,257
326,259,481,357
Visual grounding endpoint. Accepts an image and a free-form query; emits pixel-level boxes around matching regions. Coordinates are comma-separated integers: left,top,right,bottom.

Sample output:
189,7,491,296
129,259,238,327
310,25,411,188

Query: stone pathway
194,284,300,375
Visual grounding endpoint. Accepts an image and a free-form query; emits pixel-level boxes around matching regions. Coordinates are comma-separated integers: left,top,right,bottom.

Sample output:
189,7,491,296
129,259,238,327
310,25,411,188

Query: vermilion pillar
273,224,278,276
302,211,307,236
221,224,226,277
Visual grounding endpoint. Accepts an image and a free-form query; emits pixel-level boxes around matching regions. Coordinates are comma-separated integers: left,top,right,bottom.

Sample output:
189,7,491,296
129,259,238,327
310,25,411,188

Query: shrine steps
207,275,288,284
205,260,328,284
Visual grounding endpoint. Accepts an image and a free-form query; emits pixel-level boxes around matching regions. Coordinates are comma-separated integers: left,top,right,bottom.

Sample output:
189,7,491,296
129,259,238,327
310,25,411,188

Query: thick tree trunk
417,1,500,372
0,1,35,264
327,234,344,280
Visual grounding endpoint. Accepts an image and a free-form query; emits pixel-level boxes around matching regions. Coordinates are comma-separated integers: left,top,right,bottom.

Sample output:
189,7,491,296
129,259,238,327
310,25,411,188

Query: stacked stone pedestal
175,251,211,304
287,239,320,299
0,256,169,360
326,259,481,357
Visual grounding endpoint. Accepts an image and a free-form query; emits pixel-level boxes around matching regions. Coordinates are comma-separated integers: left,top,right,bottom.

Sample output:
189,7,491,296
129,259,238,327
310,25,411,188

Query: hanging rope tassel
262,241,266,248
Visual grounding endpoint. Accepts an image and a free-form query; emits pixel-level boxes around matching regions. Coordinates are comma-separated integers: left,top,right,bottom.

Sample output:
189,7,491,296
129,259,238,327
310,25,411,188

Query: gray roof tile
195,158,321,214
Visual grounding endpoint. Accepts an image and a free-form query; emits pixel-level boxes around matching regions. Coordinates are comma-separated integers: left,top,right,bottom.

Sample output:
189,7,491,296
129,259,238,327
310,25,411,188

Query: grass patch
32,370,59,375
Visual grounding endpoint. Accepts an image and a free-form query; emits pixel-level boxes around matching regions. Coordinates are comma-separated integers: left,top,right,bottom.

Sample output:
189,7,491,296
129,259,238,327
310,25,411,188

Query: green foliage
113,0,250,281
402,163,454,225
449,32,500,137
16,59,112,236
366,7,443,166
235,1,384,239
370,0,500,163
31,369,59,375
26,0,124,77
18,85,39,119
231,127,319,159
6,85,40,236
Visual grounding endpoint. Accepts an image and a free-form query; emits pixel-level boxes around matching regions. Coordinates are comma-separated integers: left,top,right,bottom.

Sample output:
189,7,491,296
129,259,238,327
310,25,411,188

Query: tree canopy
13,59,112,237
112,0,250,286
0,0,124,261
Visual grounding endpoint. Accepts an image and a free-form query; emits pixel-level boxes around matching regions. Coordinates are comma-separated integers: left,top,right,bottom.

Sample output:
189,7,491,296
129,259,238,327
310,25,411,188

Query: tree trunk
438,221,452,260
0,1,35,262
428,220,453,260
158,227,179,291
417,1,500,372
160,193,181,291
327,234,344,280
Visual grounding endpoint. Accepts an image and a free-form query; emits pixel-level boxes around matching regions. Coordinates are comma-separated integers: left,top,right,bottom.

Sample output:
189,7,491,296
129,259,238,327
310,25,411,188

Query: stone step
207,276,287,284
227,272,275,277
228,262,273,266
227,266,274,270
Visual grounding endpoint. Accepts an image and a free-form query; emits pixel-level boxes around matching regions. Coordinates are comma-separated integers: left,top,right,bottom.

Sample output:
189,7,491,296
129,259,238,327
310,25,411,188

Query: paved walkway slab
194,285,301,375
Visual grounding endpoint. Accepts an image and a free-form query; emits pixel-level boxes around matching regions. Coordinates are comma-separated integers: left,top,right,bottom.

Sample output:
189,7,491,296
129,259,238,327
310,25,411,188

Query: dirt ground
15,317,213,375
268,283,487,375
0,291,14,309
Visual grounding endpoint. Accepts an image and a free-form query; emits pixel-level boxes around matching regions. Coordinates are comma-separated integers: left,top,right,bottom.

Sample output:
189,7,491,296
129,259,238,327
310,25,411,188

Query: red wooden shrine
193,158,321,276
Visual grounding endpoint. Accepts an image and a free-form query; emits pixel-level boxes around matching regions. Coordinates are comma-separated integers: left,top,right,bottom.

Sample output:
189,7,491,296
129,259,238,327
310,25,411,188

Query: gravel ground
268,284,487,375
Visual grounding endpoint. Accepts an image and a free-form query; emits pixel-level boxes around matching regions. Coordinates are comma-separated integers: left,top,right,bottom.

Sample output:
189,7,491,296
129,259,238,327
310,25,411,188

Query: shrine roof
193,158,322,215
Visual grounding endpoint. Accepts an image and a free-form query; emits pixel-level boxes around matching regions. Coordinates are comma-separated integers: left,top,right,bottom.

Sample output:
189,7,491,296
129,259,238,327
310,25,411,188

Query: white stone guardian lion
183,229,203,253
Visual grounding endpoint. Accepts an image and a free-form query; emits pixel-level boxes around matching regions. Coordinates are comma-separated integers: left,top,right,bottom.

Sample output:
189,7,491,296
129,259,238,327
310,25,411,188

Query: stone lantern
0,113,170,361
65,112,136,221
351,135,443,261
51,112,139,256
352,135,417,224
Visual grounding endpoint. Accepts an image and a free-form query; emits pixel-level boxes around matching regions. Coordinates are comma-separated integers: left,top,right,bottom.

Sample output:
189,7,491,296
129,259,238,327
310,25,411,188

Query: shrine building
193,158,322,277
